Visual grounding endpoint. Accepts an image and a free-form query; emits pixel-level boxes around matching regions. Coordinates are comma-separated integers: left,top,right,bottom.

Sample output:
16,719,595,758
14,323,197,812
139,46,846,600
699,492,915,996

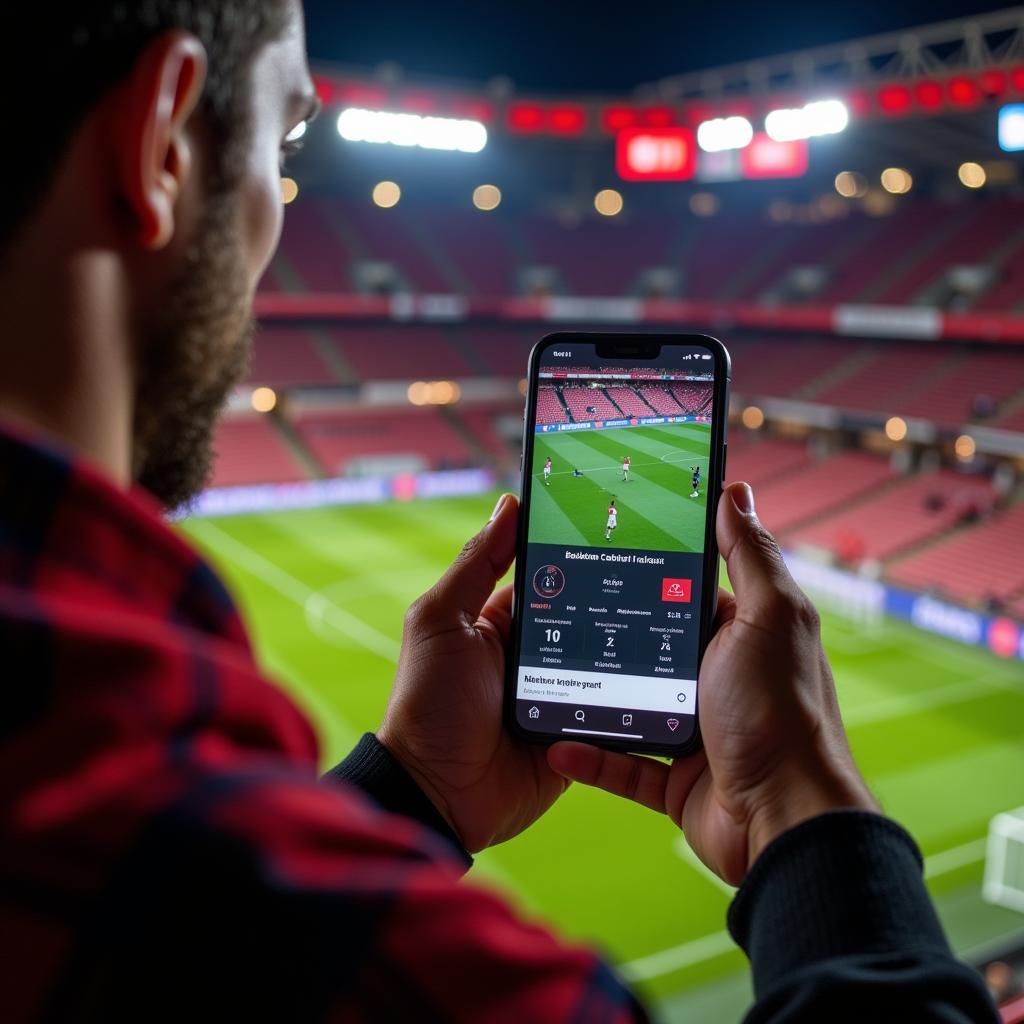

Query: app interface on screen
516,342,716,745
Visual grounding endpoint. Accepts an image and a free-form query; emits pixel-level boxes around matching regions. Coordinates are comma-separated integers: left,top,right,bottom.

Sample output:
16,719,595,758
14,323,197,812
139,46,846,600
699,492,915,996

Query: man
0,3,996,1021
543,455,552,485
691,464,702,499
605,498,619,540
622,454,631,482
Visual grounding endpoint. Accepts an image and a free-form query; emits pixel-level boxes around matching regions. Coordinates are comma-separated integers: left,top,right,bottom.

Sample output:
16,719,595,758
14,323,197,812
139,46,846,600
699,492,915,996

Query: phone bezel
503,331,732,759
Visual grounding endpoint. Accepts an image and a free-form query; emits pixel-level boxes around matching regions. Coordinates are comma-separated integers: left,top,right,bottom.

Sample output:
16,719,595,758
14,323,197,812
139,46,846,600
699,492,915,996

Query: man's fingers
547,742,669,815
410,494,518,629
717,482,805,616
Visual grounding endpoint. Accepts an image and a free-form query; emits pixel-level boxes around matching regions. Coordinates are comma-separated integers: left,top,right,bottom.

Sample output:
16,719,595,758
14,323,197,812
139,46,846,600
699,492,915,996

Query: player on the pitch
622,455,631,482
605,500,618,541
543,457,552,486
690,465,701,499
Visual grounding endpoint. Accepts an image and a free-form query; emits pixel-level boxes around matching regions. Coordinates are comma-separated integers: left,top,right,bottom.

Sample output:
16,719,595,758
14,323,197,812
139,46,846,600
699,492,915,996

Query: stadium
177,4,1024,1019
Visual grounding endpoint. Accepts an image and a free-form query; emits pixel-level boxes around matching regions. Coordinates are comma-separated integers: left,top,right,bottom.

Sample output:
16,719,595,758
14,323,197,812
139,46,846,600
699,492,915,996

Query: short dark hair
1,1,290,253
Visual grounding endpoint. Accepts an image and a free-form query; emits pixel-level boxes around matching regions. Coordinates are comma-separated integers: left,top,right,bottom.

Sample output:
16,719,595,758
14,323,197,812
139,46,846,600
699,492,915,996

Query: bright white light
998,104,1024,152
697,116,754,153
337,107,488,153
285,121,308,143
765,99,849,142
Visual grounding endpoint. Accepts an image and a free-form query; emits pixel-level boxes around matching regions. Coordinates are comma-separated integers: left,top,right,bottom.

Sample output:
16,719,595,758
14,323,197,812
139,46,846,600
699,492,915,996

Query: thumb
716,482,802,614
413,494,519,627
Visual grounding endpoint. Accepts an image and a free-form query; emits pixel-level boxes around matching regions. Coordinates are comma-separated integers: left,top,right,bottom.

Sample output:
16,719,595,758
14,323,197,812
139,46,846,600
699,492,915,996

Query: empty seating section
724,436,811,488
898,349,1024,425
816,203,944,304
466,327,534,376
562,386,620,422
732,337,858,400
640,386,682,415
415,209,519,295
813,346,954,413
670,382,713,414
342,203,454,292
788,470,996,562
326,327,471,381
249,329,337,388
211,418,307,488
536,387,568,424
519,217,675,295
276,201,354,292
294,409,471,473
978,236,1024,311
872,201,1011,305
755,452,894,534
887,503,1024,604
457,404,521,460
605,386,652,417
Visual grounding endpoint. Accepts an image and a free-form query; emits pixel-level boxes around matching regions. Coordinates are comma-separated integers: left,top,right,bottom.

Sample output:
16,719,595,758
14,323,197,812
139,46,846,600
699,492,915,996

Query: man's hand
547,482,878,885
378,494,569,854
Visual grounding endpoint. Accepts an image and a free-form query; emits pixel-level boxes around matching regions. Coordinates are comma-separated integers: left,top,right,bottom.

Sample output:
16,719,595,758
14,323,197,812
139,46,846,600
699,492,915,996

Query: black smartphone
504,332,731,758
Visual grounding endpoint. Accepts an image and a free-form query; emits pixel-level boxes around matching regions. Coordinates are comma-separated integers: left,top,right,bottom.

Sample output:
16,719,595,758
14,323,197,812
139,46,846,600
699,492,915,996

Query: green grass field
531,424,711,552
181,493,1024,1021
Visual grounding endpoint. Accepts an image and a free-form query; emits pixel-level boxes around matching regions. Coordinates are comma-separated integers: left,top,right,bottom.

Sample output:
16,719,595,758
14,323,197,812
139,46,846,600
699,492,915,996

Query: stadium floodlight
337,107,488,154
765,99,849,142
696,116,753,153
998,104,1024,152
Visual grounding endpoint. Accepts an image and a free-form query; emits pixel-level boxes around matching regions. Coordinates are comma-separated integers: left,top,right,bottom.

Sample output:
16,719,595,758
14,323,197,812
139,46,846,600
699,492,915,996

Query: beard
131,184,253,512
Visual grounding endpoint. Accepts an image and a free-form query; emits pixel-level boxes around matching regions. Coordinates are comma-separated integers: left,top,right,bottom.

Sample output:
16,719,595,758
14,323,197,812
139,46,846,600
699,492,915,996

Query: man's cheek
242,163,285,290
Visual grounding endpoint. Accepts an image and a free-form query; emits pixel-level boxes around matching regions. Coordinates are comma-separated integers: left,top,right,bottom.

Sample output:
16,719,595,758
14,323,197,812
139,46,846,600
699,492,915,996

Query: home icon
528,706,541,719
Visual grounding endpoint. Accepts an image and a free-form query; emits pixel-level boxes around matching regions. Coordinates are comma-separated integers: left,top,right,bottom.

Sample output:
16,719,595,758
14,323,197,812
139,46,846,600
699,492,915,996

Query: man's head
0,1,318,508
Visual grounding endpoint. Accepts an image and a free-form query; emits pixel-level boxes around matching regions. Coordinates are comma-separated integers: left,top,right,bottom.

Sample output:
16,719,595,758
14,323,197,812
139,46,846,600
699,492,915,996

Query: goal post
984,807,1024,914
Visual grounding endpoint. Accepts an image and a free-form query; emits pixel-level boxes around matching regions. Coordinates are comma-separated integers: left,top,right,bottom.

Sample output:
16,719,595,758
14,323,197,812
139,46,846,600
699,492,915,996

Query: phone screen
510,336,727,753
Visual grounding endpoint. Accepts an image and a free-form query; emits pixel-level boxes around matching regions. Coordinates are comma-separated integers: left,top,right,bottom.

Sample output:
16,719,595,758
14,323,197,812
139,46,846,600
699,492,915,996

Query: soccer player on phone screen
690,466,701,499
622,456,630,482
543,457,552,486
605,500,618,540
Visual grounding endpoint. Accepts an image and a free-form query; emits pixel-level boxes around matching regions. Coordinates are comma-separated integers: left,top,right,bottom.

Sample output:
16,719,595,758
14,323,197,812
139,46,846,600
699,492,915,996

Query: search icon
575,709,586,722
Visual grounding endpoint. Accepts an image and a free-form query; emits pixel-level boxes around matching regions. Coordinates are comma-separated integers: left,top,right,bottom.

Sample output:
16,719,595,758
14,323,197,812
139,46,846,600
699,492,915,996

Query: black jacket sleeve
729,810,999,1022
321,732,473,871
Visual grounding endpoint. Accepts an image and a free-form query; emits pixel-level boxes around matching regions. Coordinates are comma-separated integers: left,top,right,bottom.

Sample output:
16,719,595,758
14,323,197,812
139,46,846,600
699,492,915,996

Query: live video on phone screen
516,341,716,747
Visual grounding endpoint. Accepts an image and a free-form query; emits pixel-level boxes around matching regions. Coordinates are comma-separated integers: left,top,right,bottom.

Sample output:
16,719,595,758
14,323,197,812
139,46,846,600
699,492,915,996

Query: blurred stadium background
181,5,1024,1019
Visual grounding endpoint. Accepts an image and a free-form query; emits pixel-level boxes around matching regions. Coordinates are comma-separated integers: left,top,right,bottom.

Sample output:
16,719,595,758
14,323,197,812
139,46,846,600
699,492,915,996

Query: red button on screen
662,578,692,603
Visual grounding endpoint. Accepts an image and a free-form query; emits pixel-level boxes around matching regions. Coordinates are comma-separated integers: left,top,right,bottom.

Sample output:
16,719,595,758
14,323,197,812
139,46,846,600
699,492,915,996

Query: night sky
303,0,1014,93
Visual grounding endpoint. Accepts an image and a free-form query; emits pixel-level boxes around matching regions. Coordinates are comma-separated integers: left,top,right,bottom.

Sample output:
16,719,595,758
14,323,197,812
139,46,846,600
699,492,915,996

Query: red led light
980,69,1008,96
507,103,546,133
549,106,587,135
948,76,980,107
449,98,494,123
398,91,438,114
640,105,677,127
616,127,697,181
601,106,637,132
314,77,335,106
847,91,872,117
740,134,808,179
337,83,390,109
914,81,944,110
878,84,913,114
1013,67,1024,93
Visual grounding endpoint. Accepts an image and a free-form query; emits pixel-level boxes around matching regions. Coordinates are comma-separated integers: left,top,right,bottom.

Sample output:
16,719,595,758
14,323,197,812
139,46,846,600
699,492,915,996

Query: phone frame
503,331,732,759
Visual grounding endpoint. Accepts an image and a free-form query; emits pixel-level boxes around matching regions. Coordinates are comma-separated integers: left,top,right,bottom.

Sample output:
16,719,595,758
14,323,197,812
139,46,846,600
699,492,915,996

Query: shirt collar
0,419,250,649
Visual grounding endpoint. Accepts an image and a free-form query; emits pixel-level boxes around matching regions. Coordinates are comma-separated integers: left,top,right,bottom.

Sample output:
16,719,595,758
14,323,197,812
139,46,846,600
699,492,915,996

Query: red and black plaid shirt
0,423,643,1022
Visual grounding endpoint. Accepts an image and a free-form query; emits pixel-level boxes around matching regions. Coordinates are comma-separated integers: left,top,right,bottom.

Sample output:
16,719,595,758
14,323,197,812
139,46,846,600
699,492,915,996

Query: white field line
672,837,737,897
843,673,1013,728
542,455,708,478
622,835,988,983
189,521,401,663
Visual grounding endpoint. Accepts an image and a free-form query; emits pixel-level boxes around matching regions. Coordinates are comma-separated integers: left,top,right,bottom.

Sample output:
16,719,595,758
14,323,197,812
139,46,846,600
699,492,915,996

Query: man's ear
112,32,208,251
